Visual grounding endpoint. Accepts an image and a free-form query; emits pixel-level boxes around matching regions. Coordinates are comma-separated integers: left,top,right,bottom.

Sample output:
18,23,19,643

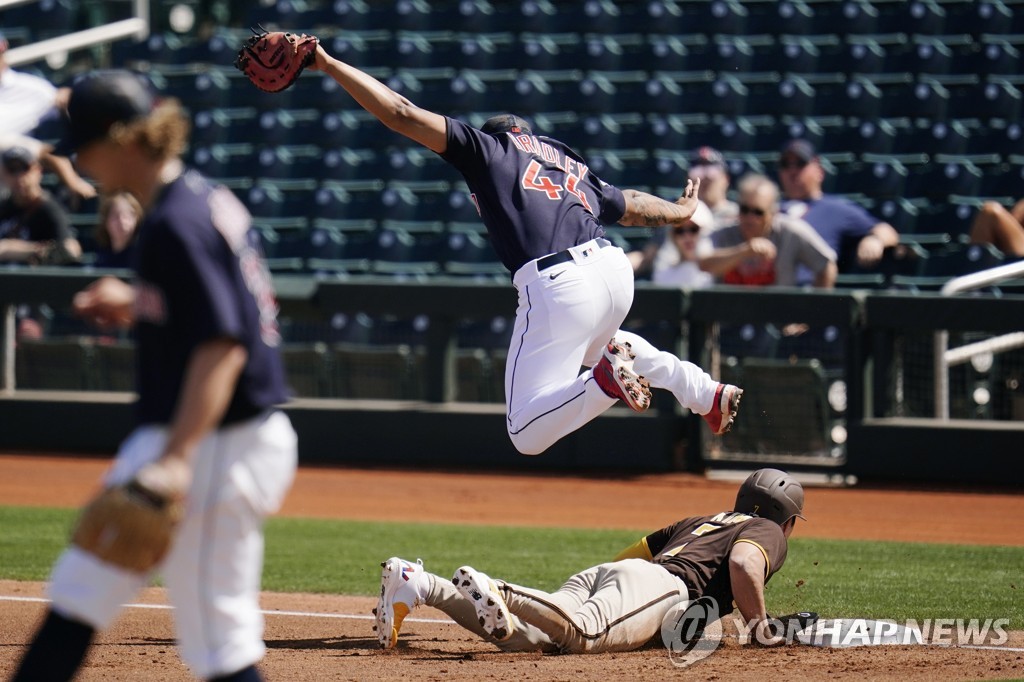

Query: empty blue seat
254,145,323,181
978,35,1024,76
449,69,521,112
646,34,711,72
192,108,258,146
646,113,712,151
445,183,483,223
318,110,390,149
893,119,972,155
812,73,884,118
519,32,585,71
584,148,652,187
583,33,648,71
823,116,903,155
916,200,980,237
443,229,504,278
577,70,650,114
324,0,391,30
574,113,647,150
772,34,840,74
908,156,984,201
312,179,387,221
834,156,909,199
921,242,1005,277
951,77,1023,121
246,178,318,219
394,30,458,69
383,146,457,182
644,72,715,115
371,224,444,277
455,32,518,70
254,109,323,146
745,0,816,36
190,144,256,181
978,155,1024,197
875,197,926,233
319,148,385,182
380,180,451,222
813,0,881,34
837,34,894,75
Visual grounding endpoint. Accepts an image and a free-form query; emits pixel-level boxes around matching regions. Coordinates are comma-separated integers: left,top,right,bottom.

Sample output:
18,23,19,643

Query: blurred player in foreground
374,468,805,653
304,40,741,456
13,70,297,682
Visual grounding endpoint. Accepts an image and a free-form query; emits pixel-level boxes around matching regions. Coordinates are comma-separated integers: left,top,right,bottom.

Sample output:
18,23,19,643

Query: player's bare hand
747,237,777,261
73,276,135,329
674,178,702,222
752,619,788,647
855,233,885,265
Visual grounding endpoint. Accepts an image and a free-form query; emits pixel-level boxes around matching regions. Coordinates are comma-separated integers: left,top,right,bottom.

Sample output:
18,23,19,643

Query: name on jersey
508,134,590,181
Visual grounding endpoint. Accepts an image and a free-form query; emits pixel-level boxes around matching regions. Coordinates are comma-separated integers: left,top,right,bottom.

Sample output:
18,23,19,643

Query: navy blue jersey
131,170,288,426
440,117,627,273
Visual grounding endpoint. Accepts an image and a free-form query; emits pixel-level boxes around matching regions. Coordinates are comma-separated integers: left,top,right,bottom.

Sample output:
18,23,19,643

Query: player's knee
507,430,547,456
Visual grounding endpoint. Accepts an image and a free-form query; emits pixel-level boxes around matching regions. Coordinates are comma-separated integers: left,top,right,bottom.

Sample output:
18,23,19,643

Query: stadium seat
712,34,775,74
575,113,647,150
893,119,972,155
745,0,816,36
312,179,387,221
584,148,652,188
319,148,385,182
246,178,318,220
950,77,1024,121
711,116,771,154
254,145,324,181
318,110,392,149
371,223,445,277
383,146,458,182
190,144,256,181
979,154,1024,198
90,340,135,392
454,348,502,403
452,0,512,33
837,34,893,75
449,68,521,112
835,154,909,200
192,107,259,147
325,30,393,68
393,30,458,69
443,230,505,278
577,70,650,114
446,182,483,223
583,33,648,71
771,34,839,74
519,32,585,71
875,197,927,233
916,199,982,237
645,33,711,72
455,32,518,70
323,0,390,31
644,72,715,115
785,115,848,154
254,108,323,146
920,242,1006,277
379,180,451,222
812,0,881,34
811,73,884,118
978,35,1024,76
907,156,984,202
822,116,903,155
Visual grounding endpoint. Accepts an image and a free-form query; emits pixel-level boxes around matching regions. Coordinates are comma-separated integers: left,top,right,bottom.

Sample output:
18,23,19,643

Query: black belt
536,238,612,272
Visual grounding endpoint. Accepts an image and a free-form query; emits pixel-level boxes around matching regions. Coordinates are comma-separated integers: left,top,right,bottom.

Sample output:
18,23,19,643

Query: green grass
2,507,1021,628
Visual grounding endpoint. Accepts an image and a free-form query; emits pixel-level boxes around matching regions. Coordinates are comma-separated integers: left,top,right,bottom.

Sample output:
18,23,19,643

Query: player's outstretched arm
308,45,448,154
618,179,701,228
728,542,786,646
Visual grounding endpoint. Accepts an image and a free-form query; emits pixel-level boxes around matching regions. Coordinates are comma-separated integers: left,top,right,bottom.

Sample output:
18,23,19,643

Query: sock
12,610,95,682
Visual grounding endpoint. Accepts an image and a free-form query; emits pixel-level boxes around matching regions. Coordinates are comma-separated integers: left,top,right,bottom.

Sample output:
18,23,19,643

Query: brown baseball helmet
734,468,807,526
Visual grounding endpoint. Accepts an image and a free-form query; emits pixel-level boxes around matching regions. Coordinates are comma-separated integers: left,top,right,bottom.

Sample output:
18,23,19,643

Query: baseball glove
234,26,319,93
71,459,190,573
769,611,820,639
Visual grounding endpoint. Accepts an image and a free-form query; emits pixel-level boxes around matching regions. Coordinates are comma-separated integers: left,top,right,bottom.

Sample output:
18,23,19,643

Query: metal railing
934,259,1024,420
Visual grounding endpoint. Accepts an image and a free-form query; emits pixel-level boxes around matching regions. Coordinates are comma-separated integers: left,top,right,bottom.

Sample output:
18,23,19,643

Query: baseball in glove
71,458,190,574
234,26,319,93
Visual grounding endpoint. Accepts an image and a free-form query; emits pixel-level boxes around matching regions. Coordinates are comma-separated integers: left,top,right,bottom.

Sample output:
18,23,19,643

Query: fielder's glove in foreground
234,27,319,93
71,459,190,573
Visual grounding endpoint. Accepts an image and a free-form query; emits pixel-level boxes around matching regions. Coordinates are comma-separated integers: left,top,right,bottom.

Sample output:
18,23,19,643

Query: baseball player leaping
374,468,805,652
304,45,741,455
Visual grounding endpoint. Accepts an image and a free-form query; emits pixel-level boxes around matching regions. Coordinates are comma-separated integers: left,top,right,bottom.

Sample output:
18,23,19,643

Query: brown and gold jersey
644,512,788,611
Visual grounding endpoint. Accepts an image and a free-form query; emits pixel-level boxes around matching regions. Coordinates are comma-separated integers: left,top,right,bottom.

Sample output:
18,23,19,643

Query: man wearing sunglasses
777,139,898,279
700,174,836,289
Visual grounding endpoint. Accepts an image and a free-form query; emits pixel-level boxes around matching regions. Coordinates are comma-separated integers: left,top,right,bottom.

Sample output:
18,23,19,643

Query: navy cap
690,145,726,168
780,139,817,163
56,70,157,155
480,114,533,136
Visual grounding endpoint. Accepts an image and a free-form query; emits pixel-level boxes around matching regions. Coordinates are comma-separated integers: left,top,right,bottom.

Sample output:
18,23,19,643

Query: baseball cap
690,145,726,169
780,139,817,163
1,146,36,174
55,70,158,155
480,114,533,136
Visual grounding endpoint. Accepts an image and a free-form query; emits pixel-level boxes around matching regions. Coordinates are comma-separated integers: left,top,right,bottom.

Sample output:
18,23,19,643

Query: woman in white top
652,200,715,289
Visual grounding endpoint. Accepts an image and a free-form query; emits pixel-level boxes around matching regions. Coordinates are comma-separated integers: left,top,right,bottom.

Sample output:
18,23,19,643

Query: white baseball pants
47,410,297,679
506,241,719,455
501,558,688,653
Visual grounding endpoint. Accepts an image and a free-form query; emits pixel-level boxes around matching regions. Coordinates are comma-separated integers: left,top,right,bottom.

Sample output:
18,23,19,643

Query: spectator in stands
629,147,736,279
651,199,714,289
0,145,81,264
967,199,1024,259
93,192,142,268
776,139,898,277
689,145,738,230
0,31,96,203
700,174,836,289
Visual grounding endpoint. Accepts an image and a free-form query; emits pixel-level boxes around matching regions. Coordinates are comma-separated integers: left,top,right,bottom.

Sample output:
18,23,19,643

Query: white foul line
0,594,453,625
3,595,1022,652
